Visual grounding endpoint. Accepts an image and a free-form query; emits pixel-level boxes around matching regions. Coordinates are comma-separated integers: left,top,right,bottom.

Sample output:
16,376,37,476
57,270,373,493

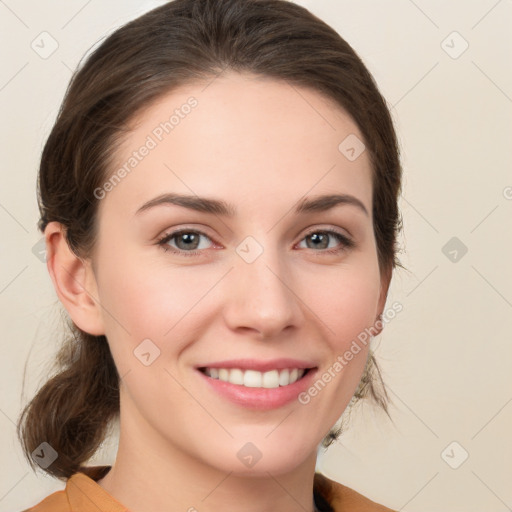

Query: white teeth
244,370,262,387
229,368,244,385
203,367,308,388
278,369,289,386
262,370,279,388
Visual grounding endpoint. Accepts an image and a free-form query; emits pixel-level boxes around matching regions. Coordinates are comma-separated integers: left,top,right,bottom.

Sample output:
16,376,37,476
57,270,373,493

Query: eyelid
301,224,351,240
155,223,216,242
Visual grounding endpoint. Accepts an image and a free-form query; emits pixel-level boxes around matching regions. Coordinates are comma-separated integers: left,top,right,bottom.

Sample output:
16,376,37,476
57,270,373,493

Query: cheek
311,263,381,349
94,246,221,358
331,285,379,351
306,260,381,401
298,270,379,424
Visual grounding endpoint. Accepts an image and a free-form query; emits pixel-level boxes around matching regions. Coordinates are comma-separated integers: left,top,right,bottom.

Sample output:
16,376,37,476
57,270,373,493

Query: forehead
100,71,373,221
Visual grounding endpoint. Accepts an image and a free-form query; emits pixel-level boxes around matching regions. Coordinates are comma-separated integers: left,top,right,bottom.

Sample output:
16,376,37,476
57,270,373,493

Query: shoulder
19,466,115,512
315,472,397,512
20,489,69,512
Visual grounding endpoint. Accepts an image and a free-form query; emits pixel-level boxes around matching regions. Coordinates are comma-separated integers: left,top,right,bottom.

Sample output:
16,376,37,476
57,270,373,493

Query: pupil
179,233,198,249
310,233,327,249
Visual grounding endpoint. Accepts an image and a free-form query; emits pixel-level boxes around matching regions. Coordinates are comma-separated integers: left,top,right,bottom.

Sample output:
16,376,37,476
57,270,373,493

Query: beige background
1,1,511,511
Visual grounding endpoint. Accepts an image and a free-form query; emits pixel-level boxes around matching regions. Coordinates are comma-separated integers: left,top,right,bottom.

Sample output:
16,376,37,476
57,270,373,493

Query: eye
297,228,355,255
157,229,214,256
157,227,355,257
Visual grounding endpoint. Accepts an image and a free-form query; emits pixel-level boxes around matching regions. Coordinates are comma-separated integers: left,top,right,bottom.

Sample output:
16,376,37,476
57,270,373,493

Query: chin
198,434,318,477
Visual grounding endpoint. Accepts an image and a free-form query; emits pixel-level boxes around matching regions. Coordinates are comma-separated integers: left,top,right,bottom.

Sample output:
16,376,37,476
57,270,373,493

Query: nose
222,244,304,340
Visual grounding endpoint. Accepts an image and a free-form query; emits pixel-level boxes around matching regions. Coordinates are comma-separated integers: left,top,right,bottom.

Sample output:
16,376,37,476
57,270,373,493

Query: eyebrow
135,192,369,217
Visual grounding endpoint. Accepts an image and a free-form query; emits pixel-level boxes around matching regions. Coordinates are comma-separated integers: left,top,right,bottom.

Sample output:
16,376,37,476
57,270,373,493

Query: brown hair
18,0,402,480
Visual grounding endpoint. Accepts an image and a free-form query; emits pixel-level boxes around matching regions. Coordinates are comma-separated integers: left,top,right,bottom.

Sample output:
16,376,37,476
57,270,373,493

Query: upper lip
196,358,317,372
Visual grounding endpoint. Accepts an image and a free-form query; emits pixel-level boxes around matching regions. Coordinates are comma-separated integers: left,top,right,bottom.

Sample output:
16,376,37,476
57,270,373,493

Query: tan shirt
23,466,396,511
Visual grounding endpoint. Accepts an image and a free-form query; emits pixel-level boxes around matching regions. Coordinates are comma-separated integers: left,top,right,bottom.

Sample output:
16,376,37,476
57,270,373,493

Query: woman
18,0,402,510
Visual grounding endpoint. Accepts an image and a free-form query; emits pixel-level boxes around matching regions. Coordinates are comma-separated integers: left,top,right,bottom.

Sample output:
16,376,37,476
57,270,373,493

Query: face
88,71,388,476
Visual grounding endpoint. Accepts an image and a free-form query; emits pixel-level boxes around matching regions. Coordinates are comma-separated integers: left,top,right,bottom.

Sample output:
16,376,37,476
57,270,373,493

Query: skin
45,71,390,512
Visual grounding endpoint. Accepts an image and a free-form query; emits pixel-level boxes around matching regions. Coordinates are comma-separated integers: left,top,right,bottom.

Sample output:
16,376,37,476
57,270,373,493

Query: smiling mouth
199,367,312,388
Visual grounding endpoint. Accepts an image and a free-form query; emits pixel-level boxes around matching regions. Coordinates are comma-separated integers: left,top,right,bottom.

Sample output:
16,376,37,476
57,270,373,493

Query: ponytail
17,320,119,479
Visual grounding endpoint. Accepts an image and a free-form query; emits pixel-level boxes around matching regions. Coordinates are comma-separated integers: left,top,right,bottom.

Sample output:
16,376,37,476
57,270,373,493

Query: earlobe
44,222,105,335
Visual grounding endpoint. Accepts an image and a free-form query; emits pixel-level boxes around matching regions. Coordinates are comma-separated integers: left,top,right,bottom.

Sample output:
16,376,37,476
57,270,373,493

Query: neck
98,412,319,512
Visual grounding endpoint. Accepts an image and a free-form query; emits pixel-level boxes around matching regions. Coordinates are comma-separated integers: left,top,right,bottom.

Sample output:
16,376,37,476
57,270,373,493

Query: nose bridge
224,233,302,338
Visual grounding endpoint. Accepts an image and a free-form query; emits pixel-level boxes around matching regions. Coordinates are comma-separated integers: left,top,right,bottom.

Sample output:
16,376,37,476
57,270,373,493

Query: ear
372,265,392,337
44,221,105,335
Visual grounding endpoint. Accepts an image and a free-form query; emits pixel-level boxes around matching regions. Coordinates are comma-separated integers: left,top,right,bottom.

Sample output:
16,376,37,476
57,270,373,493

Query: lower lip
197,369,317,410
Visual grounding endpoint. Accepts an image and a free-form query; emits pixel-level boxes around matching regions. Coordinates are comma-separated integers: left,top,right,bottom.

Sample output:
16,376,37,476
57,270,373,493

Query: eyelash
156,227,355,257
